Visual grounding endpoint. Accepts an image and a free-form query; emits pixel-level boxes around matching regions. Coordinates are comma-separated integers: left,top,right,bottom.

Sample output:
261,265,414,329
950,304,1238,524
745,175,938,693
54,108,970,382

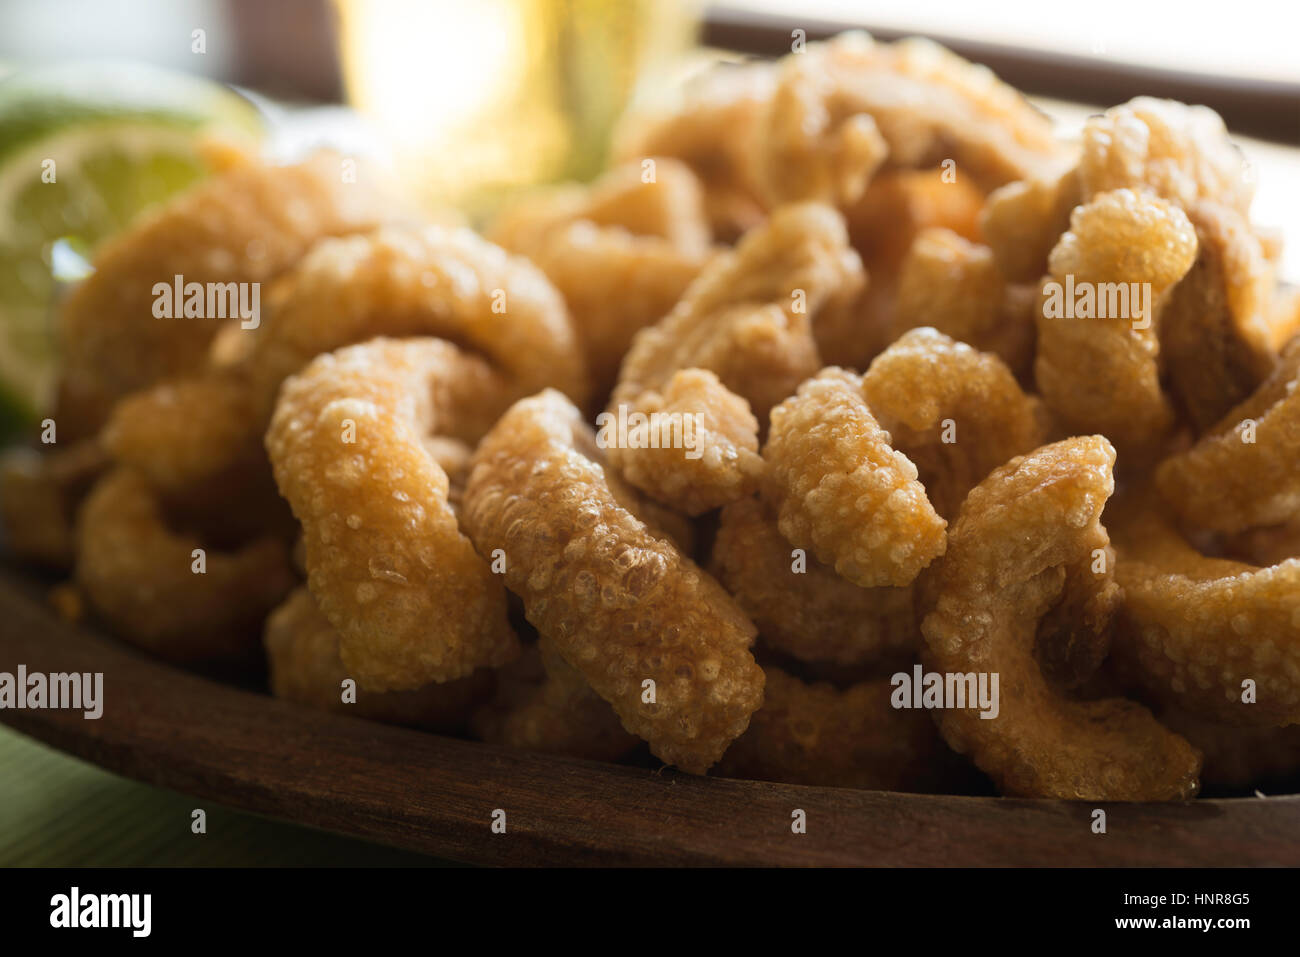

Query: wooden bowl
1,574,1296,866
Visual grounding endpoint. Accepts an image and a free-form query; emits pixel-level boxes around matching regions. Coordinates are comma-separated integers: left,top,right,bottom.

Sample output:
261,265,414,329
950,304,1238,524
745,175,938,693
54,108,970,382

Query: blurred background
1,0,1297,866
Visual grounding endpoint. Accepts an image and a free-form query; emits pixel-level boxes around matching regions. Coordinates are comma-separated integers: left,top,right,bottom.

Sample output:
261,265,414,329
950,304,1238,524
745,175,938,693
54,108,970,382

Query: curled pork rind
265,587,494,732
487,158,714,399
612,61,775,240
757,32,1065,206
471,640,639,762
0,440,106,569
1111,495,1300,727
107,224,589,500
606,203,858,512
1156,338,1300,533
75,468,295,664
919,437,1202,800
861,327,1048,519
462,389,765,774
1034,188,1198,453
55,153,393,437
266,338,521,691
710,496,917,668
762,368,947,588
715,668,957,791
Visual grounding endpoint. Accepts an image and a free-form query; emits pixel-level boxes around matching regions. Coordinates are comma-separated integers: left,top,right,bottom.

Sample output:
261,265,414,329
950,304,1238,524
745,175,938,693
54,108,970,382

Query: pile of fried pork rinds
5,33,1300,800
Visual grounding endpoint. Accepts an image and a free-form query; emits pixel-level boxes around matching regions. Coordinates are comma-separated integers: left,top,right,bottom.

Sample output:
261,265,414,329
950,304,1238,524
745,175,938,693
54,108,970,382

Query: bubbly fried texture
606,203,856,512
487,158,713,400
603,367,763,516
1161,201,1277,431
1034,188,1198,453
759,33,1064,201
462,389,764,773
710,496,916,668
919,437,1202,800
612,203,857,422
1111,495,1300,726
612,61,775,241
889,230,1037,380
107,224,589,500
763,368,947,588
861,328,1048,518
1156,338,1300,532
75,469,295,663
265,587,494,731
471,640,639,761
266,338,521,691
715,668,957,791
1078,97,1254,217
0,441,106,569
55,153,392,437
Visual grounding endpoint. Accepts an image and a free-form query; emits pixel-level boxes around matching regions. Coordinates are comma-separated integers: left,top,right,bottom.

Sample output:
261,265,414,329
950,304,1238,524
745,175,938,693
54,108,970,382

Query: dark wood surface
1,575,1297,866
702,5,1300,144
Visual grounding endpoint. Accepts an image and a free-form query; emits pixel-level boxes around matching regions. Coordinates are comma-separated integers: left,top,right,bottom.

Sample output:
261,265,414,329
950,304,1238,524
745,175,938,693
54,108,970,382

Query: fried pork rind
861,328,1048,519
709,496,916,669
1078,97,1254,218
462,389,765,773
266,338,521,691
1161,201,1277,432
54,153,393,437
612,61,775,241
471,639,639,761
0,441,106,569
1156,338,1300,533
487,158,713,400
919,437,1201,800
762,368,946,588
604,367,763,516
265,587,494,732
606,203,857,513
888,230,1037,381
715,667,956,791
1034,188,1198,453
75,469,295,664
107,224,590,501
1111,496,1300,727
979,168,1082,283
758,33,1065,205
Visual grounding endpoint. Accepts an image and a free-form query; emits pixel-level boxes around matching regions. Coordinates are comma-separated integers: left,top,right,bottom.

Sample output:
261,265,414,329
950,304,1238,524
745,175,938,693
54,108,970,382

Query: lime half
0,61,263,439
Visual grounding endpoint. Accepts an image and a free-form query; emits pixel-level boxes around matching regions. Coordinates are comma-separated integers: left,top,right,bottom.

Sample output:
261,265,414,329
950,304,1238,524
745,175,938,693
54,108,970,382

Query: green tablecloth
0,725,442,866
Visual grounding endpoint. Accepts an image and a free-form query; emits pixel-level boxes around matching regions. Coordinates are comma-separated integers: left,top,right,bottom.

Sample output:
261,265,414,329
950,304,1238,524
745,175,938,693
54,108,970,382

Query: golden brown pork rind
265,587,494,731
861,327,1048,519
55,153,394,437
762,367,947,588
919,437,1201,800
710,496,916,668
75,468,295,664
1111,493,1300,727
462,389,765,774
266,338,521,691
1156,338,1300,532
715,667,958,791
0,440,106,569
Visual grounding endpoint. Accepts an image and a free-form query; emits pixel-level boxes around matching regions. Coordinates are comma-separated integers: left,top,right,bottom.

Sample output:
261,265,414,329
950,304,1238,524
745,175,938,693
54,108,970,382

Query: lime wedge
0,61,263,440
